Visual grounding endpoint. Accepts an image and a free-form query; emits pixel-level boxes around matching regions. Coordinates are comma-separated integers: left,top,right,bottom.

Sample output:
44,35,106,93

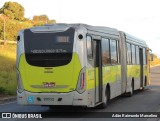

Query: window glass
110,39,118,64
136,46,139,64
86,36,93,59
131,44,136,64
24,27,75,67
126,43,131,64
143,48,147,64
102,38,110,65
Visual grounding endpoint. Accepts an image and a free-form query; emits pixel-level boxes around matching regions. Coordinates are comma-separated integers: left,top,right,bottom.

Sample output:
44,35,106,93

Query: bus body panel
126,64,148,92
124,31,149,93
119,32,127,94
17,90,89,106
18,53,81,93
16,23,150,108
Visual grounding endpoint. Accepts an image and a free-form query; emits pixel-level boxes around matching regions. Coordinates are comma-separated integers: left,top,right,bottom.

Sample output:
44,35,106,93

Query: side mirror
150,54,154,61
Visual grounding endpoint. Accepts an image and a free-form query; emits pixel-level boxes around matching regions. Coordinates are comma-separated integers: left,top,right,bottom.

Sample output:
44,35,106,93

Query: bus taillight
76,68,86,94
81,73,85,89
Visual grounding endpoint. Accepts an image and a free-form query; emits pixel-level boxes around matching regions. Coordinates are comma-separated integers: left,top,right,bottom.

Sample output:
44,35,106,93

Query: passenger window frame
110,39,118,64
101,38,111,65
86,36,93,60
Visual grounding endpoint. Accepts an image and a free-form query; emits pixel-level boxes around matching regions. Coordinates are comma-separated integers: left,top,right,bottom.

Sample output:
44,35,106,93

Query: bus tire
141,76,147,90
128,81,134,97
99,88,109,109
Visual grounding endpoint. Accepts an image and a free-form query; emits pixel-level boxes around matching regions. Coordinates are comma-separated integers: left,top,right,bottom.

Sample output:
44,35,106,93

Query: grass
0,45,16,95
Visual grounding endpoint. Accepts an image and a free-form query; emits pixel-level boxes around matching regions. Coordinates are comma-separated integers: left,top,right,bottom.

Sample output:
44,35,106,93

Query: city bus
16,23,151,108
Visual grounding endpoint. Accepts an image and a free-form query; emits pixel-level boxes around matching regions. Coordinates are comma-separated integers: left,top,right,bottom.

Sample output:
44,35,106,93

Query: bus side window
102,38,110,65
110,39,118,64
131,44,136,64
143,48,147,65
86,36,93,59
126,43,131,64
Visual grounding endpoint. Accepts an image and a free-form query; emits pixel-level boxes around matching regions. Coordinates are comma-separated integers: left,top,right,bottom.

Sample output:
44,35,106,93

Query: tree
39,15,49,23
32,15,56,26
0,2,25,21
48,20,56,24
33,15,39,22
4,19,33,41
0,2,57,41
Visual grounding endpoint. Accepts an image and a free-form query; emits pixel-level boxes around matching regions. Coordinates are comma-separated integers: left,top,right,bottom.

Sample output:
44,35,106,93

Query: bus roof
24,23,148,48
44,23,119,34
123,32,148,48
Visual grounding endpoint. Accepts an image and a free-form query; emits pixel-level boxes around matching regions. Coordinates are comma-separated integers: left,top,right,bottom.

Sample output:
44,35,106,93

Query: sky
0,0,160,56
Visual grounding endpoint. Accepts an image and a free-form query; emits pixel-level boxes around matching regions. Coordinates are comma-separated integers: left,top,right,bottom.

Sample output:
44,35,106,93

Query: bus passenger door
139,48,143,87
93,39,103,104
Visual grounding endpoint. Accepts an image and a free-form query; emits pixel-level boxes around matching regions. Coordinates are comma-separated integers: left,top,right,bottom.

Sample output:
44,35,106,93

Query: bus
16,23,151,108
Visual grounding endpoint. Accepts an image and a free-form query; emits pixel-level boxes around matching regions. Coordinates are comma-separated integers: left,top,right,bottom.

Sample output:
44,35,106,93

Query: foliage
0,15,56,40
0,18,33,41
0,2,31,41
0,1,57,41
33,15,56,26
48,19,56,24
0,2,25,21
0,18,4,39
0,2,56,41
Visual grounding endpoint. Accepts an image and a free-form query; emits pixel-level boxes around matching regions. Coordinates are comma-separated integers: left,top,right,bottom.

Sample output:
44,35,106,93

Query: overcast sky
0,0,160,56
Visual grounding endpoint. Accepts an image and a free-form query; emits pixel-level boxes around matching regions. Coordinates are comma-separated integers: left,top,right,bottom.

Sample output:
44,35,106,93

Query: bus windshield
24,28,75,67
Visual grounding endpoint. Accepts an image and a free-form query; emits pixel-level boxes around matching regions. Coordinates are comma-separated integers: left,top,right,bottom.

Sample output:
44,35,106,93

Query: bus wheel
141,77,147,91
99,89,109,109
128,81,134,97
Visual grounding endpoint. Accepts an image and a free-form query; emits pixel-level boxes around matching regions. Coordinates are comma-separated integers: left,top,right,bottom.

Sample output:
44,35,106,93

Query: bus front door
93,40,103,104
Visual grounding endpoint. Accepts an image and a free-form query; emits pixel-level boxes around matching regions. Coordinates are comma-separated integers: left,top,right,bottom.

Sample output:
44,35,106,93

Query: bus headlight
76,67,86,94
17,70,24,93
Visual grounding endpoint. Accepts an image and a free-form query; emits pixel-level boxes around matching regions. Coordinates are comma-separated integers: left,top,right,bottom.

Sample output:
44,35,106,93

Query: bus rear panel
17,26,88,106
